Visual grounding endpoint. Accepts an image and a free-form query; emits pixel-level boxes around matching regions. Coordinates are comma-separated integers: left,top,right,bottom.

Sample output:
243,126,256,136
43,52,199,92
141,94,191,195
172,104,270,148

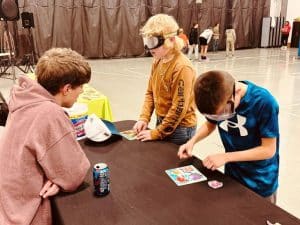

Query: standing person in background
178,28,189,54
0,48,91,225
281,21,291,50
212,23,220,52
134,14,197,145
225,25,236,57
199,27,213,61
187,23,199,60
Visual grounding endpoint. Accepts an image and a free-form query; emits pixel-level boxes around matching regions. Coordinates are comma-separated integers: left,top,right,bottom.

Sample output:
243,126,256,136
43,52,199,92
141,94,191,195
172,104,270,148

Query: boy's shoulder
243,81,278,107
34,101,69,122
37,100,62,112
33,102,73,140
244,81,273,96
173,53,195,73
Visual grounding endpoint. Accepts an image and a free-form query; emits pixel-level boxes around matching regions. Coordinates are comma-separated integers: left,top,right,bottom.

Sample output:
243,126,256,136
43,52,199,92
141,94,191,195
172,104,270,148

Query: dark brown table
52,120,300,225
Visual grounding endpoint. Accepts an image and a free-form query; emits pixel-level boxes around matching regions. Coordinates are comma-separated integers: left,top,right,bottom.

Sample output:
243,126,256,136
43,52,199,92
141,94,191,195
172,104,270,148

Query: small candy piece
266,220,281,225
208,180,223,189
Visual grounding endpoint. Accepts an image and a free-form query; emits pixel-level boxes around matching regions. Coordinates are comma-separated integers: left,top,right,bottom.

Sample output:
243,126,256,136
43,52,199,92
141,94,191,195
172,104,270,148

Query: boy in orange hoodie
0,48,91,224
134,14,197,145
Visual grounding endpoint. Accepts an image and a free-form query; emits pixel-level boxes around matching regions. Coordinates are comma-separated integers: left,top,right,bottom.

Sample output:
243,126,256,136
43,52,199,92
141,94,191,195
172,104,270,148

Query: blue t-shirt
209,81,279,197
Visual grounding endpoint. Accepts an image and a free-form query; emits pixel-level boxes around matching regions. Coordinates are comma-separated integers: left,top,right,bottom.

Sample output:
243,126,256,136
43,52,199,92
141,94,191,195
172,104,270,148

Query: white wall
286,0,300,42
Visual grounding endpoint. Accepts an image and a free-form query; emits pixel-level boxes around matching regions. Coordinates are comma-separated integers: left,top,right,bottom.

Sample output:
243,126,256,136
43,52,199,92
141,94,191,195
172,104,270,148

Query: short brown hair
36,48,91,95
194,70,234,114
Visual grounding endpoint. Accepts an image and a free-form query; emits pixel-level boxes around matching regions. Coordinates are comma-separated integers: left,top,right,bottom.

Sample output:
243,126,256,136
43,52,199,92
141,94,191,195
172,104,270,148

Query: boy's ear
61,84,72,96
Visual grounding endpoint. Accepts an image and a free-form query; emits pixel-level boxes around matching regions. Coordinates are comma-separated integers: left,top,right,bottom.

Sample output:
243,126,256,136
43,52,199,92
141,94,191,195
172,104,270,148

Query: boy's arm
178,120,216,159
202,137,276,170
187,120,216,145
38,132,90,192
226,137,276,162
139,66,155,123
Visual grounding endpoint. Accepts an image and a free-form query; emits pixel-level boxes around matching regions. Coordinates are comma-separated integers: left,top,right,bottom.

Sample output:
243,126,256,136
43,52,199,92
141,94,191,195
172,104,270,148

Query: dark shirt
189,28,198,45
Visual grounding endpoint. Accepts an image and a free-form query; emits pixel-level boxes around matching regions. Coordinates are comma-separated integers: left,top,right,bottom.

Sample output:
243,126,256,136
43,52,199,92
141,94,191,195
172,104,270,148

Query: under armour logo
219,115,248,136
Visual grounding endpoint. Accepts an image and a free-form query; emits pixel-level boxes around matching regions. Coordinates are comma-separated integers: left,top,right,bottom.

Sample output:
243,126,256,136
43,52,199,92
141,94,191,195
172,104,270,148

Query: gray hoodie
0,76,90,225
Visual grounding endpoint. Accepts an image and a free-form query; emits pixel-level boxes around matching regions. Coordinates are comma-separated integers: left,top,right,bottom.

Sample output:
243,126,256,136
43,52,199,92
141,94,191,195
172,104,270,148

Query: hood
9,76,56,113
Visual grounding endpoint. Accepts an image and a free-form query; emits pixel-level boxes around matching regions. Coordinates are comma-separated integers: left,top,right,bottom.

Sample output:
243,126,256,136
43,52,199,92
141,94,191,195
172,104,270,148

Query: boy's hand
178,142,194,159
133,120,148,133
136,129,152,141
203,153,227,171
39,180,60,198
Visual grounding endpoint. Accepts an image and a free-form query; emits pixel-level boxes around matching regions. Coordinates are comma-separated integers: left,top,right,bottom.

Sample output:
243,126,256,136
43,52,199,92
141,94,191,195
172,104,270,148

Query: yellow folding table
27,73,113,121
77,84,113,121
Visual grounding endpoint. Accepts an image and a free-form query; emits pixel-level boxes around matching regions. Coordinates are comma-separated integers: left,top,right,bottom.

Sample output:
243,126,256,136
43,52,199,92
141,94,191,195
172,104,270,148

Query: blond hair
141,14,184,51
36,48,91,95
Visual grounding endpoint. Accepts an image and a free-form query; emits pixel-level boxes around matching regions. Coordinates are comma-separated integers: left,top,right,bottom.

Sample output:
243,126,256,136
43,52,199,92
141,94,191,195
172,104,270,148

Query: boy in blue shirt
178,70,279,203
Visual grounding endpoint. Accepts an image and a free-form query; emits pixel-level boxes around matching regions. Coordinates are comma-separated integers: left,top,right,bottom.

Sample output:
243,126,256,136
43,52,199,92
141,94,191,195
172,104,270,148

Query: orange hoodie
139,52,197,140
0,76,90,225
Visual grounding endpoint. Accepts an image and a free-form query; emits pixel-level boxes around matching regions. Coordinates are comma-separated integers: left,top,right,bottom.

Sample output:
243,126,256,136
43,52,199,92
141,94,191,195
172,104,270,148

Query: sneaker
199,56,209,62
281,46,287,50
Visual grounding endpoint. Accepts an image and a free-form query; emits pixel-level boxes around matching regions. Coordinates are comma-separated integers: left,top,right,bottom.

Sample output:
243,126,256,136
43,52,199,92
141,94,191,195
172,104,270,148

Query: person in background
134,14,197,145
178,70,279,204
281,21,291,50
199,27,213,60
212,23,220,52
0,48,91,224
187,23,199,60
225,25,236,57
178,28,189,54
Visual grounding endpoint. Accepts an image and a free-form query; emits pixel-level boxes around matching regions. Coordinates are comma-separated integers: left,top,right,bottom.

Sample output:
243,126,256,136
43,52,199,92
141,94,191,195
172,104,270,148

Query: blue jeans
156,117,196,145
213,39,219,52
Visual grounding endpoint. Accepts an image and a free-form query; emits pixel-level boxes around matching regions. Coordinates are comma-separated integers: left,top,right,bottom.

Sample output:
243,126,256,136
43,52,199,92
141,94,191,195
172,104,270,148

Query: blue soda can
93,163,110,196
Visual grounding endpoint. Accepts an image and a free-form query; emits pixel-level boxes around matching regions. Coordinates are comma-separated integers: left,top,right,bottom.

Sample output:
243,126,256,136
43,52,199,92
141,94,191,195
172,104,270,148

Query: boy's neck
236,81,248,99
53,93,64,107
161,50,175,63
